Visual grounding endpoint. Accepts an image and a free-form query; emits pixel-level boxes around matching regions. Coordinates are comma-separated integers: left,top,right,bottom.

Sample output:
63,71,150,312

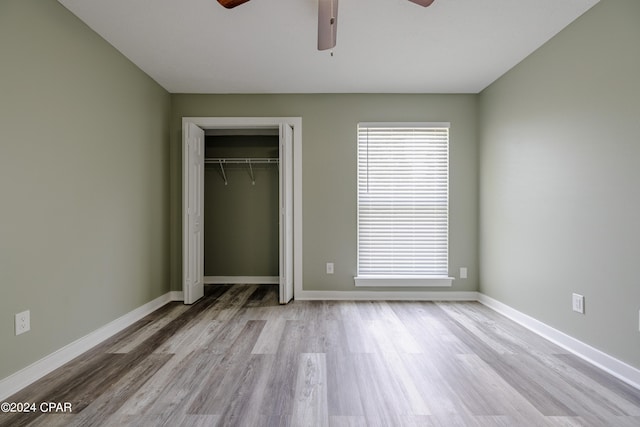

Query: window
355,123,452,287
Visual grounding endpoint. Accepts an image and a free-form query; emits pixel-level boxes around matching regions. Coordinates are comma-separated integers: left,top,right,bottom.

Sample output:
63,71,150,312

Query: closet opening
203,128,280,286
182,117,300,305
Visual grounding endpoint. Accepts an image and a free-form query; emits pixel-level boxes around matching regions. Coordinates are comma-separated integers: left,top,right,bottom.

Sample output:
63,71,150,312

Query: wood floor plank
125,351,226,426
199,316,254,354
547,415,640,427
437,302,518,355
212,284,259,321
224,354,277,426
453,353,550,424
251,317,287,354
430,354,507,417
258,320,308,417
339,302,379,354
318,300,345,322
205,354,275,425
351,352,414,425
292,353,329,427
19,414,75,427
187,320,266,415
263,414,292,427
244,284,272,306
159,414,222,427
118,350,224,418
0,350,121,413
380,351,432,415
302,317,345,354
398,353,461,417
533,353,640,416
455,302,565,355
329,415,368,427
66,353,172,427
153,318,226,355
326,351,365,417
554,353,640,408
107,303,191,353
132,388,192,426
388,301,473,356
488,348,640,422
194,284,252,323
480,353,578,417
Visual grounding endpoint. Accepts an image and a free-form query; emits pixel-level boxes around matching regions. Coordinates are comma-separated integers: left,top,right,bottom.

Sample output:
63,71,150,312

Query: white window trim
354,122,453,287
354,276,454,287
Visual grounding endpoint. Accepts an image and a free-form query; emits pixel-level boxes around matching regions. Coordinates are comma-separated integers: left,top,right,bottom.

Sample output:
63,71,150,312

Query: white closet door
183,122,205,304
279,124,294,304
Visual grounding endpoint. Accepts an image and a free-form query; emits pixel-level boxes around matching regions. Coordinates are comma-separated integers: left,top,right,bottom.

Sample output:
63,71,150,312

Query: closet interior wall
204,133,280,281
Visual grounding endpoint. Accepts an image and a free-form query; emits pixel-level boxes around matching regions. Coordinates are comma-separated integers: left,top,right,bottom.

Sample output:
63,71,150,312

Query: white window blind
357,123,450,280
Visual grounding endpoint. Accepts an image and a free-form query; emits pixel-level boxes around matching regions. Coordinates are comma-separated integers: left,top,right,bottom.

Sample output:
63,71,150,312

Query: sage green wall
0,0,171,380
204,136,279,277
170,94,479,292
479,0,640,369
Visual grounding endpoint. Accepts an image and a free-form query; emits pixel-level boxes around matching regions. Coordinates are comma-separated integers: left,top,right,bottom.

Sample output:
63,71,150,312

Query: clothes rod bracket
218,160,228,186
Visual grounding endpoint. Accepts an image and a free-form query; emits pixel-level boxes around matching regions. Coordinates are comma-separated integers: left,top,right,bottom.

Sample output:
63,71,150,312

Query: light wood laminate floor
2,284,639,426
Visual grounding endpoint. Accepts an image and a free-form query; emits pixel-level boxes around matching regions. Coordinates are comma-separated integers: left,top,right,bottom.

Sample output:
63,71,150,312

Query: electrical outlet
326,262,334,274
15,310,30,335
572,294,584,314
459,267,468,279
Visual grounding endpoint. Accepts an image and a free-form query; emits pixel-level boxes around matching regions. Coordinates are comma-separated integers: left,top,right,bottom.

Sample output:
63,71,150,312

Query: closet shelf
205,158,278,186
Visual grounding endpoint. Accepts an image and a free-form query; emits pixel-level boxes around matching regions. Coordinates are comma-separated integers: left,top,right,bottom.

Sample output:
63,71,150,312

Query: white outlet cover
572,293,584,314
15,310,30,335
326,262,334,274
460,267,468,279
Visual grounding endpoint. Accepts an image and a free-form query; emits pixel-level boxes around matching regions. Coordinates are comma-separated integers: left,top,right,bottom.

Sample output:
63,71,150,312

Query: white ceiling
58,0,598,94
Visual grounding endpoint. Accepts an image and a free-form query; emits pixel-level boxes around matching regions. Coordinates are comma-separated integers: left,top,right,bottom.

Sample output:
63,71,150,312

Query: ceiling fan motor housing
217,0,251,9
318,0,338,51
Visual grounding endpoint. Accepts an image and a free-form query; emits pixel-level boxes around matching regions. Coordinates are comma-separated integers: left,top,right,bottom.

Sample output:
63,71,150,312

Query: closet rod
206,158,278,186
204,158,279,164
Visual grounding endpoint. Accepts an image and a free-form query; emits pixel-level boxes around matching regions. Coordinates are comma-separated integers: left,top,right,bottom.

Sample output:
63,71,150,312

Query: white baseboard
354,276,454,287
204,276,279,285
0,291,176,401
478,293,640,391
169,290,184,301
295,290,479,301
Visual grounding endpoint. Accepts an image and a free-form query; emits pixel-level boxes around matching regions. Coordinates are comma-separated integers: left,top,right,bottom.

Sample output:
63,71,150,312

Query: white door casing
183,123,205,304
279,124,294,304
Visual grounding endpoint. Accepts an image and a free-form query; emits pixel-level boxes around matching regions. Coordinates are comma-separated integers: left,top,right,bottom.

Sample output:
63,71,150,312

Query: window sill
354,276,454,287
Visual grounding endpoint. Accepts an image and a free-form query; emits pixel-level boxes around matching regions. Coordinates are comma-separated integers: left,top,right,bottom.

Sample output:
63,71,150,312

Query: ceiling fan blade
408,0,435,6
318,0,338,51
217,0,251,9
